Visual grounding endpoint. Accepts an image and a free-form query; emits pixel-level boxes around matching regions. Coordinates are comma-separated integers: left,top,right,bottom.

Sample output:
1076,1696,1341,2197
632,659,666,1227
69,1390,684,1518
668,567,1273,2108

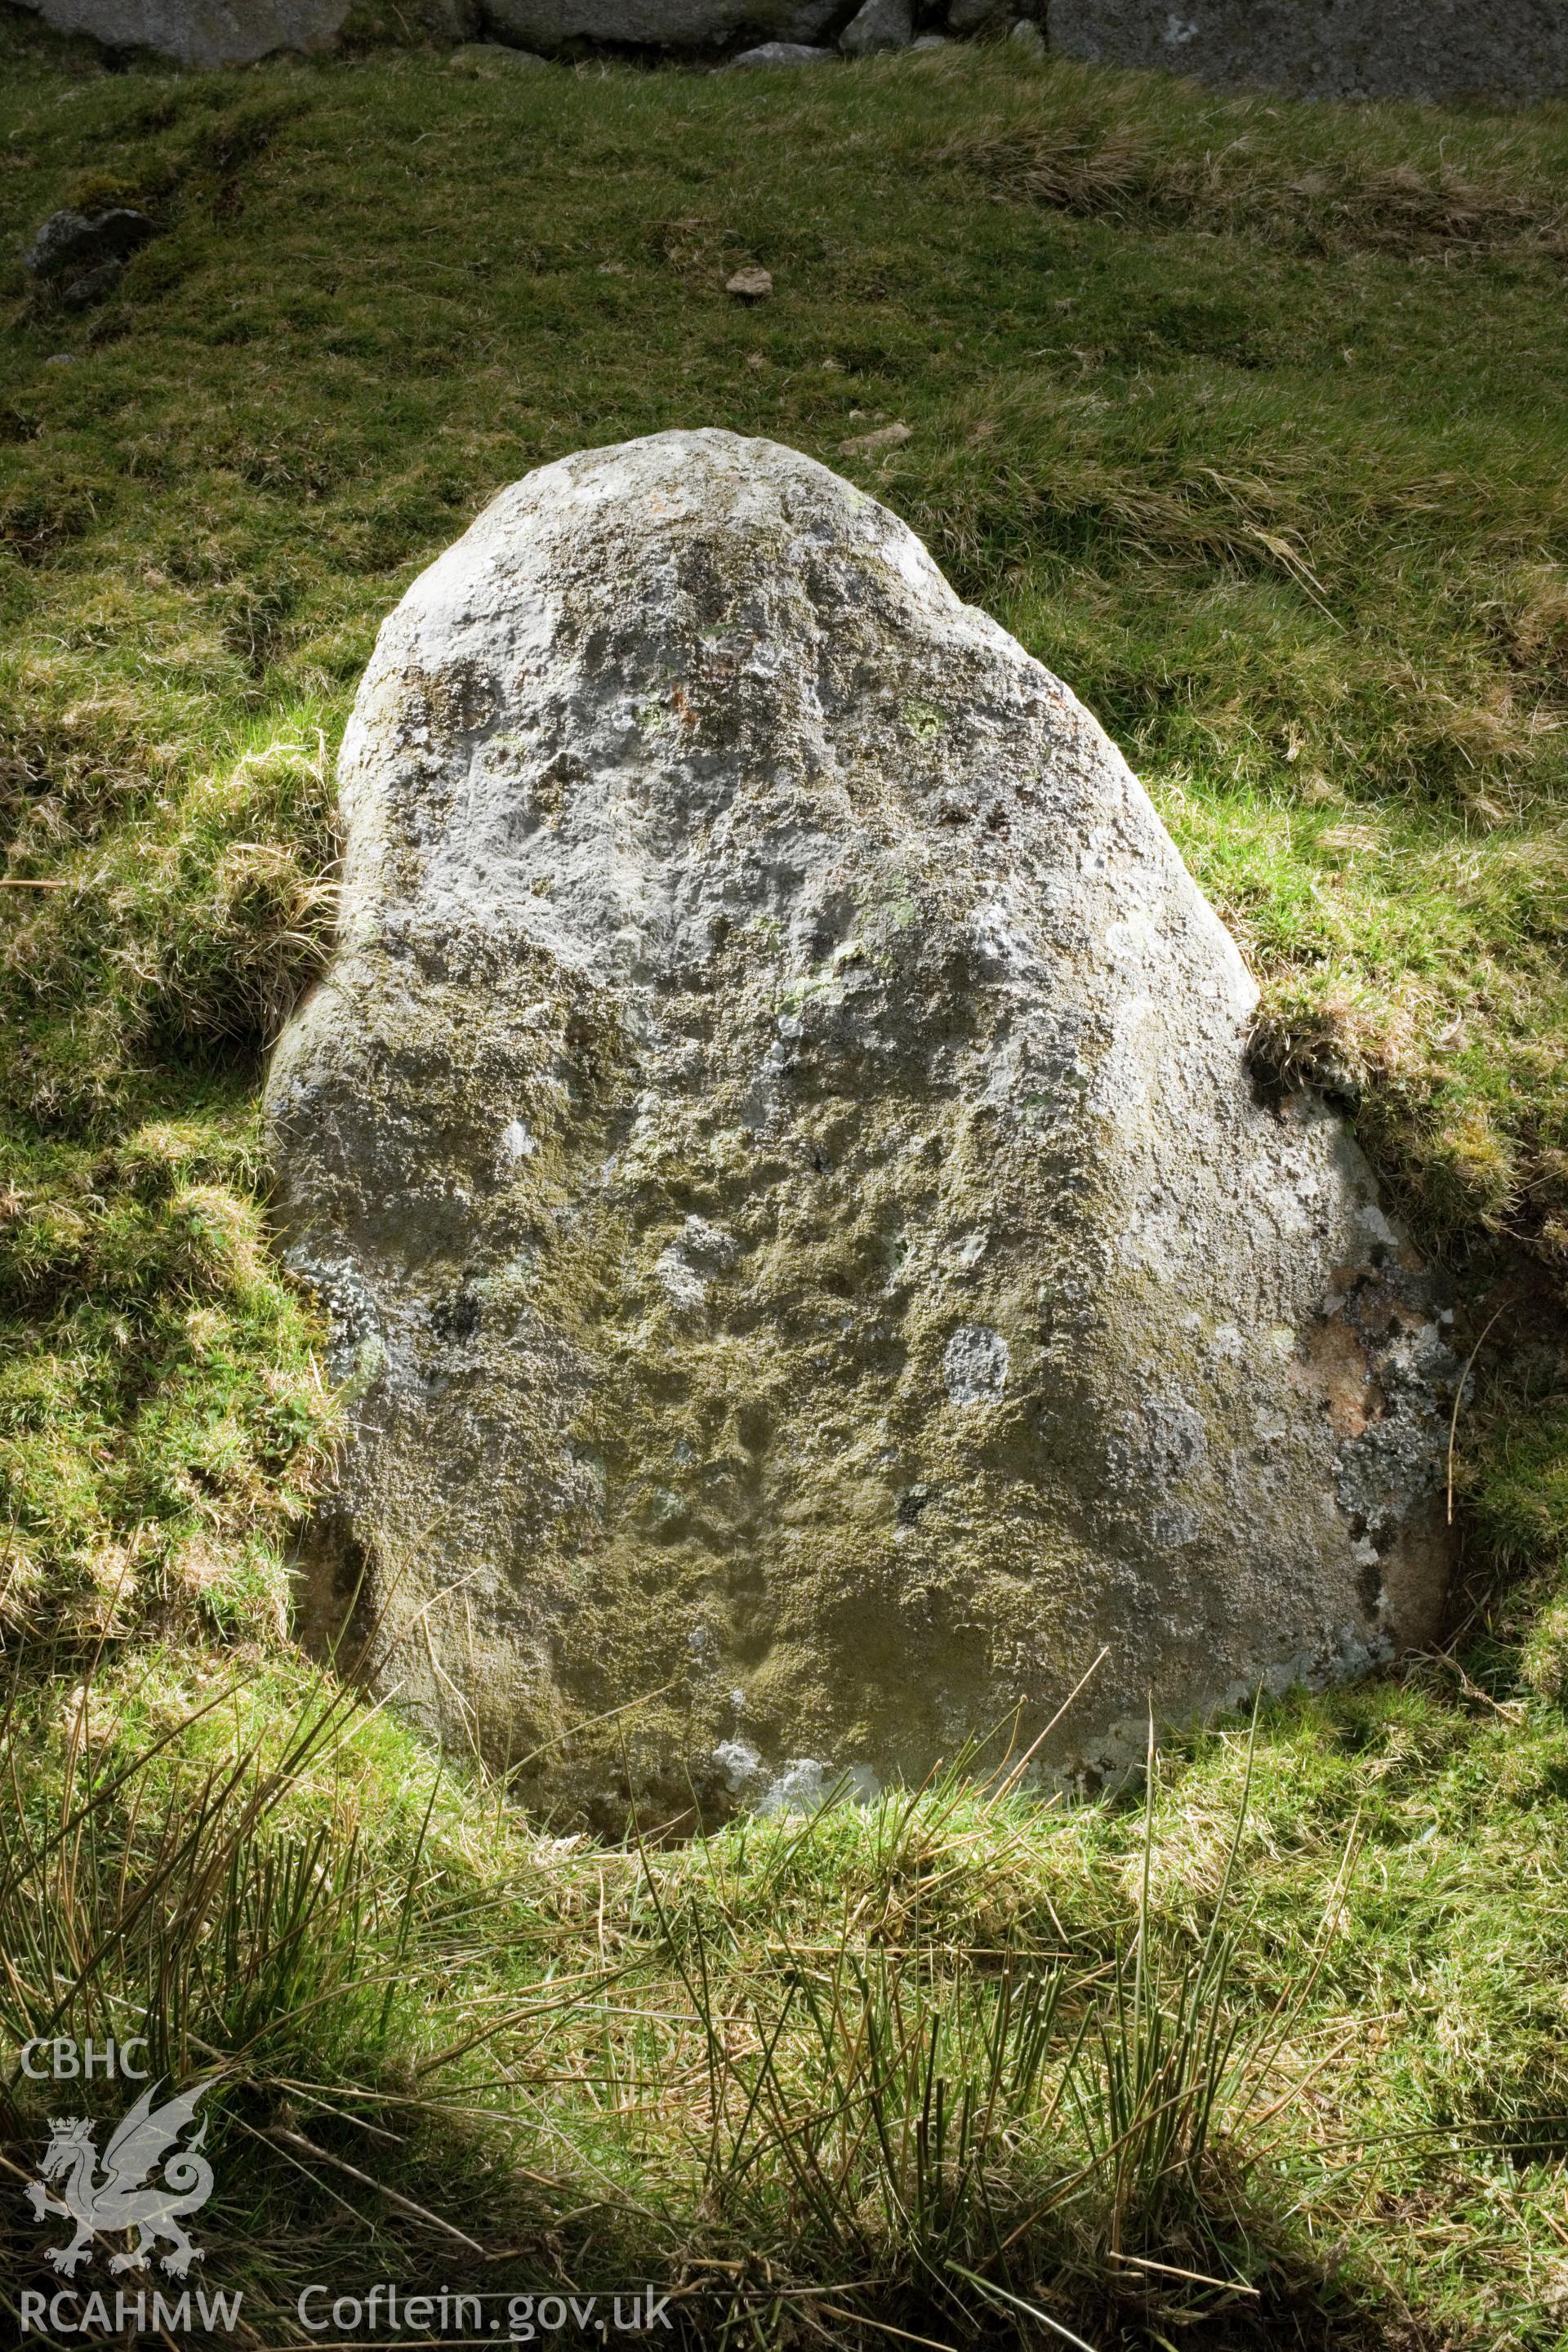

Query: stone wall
15,0,1563,115
1046,0,1568,105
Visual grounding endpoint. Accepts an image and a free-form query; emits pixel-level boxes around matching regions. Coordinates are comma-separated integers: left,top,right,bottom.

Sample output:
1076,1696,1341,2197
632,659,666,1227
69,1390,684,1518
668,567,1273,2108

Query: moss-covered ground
2,8,1568,2343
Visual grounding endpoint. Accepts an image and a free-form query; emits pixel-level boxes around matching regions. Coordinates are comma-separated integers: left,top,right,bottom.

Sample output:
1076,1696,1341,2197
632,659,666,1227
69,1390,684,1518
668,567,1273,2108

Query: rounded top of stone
493,423,894,513
402,426,960,631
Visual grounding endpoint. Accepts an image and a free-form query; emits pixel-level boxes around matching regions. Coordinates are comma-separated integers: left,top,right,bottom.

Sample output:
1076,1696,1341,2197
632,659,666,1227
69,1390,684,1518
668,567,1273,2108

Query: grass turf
2,12,1568,2345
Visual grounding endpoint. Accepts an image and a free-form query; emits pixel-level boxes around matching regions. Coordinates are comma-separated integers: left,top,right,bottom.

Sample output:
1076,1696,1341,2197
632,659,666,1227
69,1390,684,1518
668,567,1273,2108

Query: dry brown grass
941,116,1568,256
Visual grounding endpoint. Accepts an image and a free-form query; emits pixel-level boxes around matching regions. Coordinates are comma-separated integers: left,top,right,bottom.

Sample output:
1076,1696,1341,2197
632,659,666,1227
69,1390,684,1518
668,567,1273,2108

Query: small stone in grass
24,207,154,310
25,207,153,283
840,421,912,457
726,265,773,301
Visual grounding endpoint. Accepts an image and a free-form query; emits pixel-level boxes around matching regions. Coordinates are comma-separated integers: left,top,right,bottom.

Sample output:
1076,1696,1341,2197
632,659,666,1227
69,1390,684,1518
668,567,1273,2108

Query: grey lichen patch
943,1325,1010,1406
265,430,1454,1827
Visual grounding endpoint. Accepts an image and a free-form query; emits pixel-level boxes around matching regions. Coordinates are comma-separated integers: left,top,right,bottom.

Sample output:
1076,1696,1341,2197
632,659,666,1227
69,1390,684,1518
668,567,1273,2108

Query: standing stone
266,430,1453,1824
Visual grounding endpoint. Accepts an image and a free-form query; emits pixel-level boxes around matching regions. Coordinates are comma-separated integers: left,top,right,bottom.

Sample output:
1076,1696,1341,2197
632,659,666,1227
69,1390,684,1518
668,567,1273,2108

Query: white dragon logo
24,2079,215,2278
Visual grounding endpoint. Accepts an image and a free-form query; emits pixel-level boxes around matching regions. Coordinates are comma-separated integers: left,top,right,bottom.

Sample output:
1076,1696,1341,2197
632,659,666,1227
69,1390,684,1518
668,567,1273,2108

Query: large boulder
266,429,1453,1823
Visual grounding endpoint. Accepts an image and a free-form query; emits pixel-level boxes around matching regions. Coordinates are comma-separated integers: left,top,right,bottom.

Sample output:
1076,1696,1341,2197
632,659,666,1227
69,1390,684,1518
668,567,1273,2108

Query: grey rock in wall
265,430,1454,1825
840,0,912,56
483,0,841,51
1045,0,1568,105
16,0,353,66
728,39,836,62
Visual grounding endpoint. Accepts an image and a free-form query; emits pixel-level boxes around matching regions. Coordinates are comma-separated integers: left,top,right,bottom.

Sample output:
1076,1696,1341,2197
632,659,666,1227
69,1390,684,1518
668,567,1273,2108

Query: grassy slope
3,12,1568,2345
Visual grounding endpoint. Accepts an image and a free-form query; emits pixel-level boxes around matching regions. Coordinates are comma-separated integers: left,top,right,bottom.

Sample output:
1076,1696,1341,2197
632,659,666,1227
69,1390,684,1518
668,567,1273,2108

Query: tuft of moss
0,1105,335,1640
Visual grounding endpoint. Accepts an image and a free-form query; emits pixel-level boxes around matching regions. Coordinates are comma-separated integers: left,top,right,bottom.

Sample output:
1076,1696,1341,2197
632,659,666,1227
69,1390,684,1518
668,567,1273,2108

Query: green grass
3,10,1568,2344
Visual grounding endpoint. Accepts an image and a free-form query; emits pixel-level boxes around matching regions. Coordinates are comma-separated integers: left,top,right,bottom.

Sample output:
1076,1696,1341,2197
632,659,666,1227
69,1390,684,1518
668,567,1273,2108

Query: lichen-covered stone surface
265,429,1454,1824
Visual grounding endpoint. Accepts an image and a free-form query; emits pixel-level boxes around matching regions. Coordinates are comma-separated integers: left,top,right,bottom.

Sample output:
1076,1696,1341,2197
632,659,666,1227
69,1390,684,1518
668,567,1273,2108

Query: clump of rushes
8,1653,1561,2344
0,1661,1423,2348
